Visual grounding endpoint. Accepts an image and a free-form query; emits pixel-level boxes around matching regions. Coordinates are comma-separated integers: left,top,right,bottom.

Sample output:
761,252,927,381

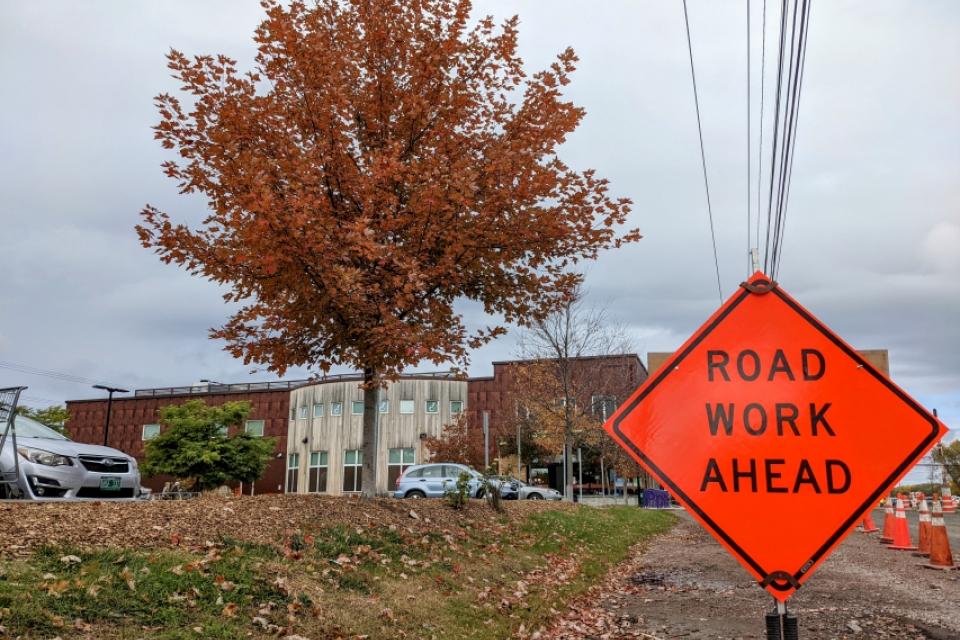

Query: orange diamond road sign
605,272,948,602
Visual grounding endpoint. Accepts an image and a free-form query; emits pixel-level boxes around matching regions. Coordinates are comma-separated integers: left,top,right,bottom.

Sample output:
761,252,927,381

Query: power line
747,0,752,277
756,0,768,262
769,0,803,276
762,0,811,279
763,0,789,275
771,0,811,278
19,395,61,407
0,361,118,388
681,0,724,305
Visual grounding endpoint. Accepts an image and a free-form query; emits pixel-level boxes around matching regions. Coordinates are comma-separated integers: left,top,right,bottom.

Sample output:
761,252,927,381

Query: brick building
67,380,301,495
65,355,648,496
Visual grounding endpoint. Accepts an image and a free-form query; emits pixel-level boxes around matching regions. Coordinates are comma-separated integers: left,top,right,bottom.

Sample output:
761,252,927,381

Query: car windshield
510,477,528,487
3,415,69,440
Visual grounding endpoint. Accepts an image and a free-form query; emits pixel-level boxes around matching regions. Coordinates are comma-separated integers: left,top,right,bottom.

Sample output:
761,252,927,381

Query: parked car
499,476,519,500
0,414,141,501
394,463,492,499
508,477,563,501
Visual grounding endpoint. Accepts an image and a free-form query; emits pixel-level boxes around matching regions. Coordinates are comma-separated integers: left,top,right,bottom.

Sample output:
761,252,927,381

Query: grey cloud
0,1,956,428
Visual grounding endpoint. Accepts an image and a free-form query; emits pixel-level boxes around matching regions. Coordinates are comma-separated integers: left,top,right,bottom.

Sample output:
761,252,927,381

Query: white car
0,414,141,501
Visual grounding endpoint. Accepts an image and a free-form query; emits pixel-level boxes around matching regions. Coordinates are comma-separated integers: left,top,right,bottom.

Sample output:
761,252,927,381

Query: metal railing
134,371,459,397
135,380,311,397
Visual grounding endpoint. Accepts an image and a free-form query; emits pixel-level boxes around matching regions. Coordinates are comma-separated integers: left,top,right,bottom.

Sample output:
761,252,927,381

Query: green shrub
443,471,473,510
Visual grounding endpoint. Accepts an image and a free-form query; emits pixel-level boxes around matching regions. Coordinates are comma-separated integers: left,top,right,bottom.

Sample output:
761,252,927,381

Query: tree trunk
564,430,574,502
360,367,378,501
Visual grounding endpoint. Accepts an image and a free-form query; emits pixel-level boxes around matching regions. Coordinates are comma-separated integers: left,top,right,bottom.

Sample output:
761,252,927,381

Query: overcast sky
1,2,957,467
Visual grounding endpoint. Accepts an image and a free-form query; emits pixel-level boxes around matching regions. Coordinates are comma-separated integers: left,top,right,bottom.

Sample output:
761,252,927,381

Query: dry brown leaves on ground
0,495,576,557
531,540,663,640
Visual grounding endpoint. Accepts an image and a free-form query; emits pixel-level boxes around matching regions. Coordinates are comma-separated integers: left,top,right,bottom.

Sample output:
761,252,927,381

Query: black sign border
612,284,943,591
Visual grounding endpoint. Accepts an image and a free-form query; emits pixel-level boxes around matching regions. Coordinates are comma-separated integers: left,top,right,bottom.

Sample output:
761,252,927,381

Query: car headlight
129,457,138,470
17,447,72,467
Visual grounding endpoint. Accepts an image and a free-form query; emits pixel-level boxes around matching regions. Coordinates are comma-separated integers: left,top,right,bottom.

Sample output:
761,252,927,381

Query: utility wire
756,0,768,263
747,0,752,277
0,361,118,388
681,0,724,305
771,0,811,278
765,0,811,280
770,22,807,280
20,395,60,407
763,0,789,275
769,0,803,275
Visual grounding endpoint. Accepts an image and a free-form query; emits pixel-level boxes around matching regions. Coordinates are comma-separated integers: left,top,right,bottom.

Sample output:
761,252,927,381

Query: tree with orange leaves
422,414,487,472
137,0,638,499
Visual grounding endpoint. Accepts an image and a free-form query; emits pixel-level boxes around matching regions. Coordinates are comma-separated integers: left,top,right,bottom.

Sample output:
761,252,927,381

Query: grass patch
0,505,675,639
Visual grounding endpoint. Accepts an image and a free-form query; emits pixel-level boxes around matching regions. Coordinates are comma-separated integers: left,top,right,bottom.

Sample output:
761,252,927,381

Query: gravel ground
545,510,960,640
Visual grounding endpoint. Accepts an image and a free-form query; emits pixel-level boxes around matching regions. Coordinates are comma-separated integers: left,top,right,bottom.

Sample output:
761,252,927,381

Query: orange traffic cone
878,496,896,544
913,495,932,557
924,494,957,571
887,495,918,551
860,510,879,533
943,486,955,515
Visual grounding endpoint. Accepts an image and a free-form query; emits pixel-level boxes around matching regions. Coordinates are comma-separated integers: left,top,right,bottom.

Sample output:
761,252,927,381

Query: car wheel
528,493,543,500
0,483,7,500
406,490,425,499
476,489,485,499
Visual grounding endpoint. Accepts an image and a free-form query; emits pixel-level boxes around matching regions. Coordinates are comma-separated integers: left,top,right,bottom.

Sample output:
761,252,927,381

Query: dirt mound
0,494,576,556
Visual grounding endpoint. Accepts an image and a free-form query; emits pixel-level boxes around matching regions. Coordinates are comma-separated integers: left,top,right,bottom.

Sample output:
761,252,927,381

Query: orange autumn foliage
136,0,638,496
422,414,487,472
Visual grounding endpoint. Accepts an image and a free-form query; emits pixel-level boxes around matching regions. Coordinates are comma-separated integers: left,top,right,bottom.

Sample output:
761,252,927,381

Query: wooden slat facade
287,378,468,496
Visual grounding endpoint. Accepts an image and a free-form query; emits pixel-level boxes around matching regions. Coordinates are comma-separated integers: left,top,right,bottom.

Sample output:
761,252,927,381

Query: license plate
100,476,122,491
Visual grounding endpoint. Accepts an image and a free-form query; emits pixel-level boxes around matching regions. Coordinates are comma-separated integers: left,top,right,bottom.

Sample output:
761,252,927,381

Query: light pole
92,385,129,447
483,411,490,470
517,419,522,479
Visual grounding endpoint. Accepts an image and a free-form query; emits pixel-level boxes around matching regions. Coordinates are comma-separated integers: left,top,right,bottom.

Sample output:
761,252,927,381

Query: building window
379,400,389,414
299,406,308,420
245,420,265,437
309,451,328,493
290,408,296,421
388,449,415,489
215,423,228,438
286,453,299,494
399,400,415,414
142,424,160,440
425,400,439,414
450,401,463,414
591,396,618,421
313,403,323,418
352,401,365,415
343,450,363,492
331,402,343,417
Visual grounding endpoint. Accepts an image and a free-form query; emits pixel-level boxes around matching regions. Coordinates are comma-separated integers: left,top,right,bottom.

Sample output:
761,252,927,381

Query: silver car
509,477,563,501
394,463,486,499
0,415,141,501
